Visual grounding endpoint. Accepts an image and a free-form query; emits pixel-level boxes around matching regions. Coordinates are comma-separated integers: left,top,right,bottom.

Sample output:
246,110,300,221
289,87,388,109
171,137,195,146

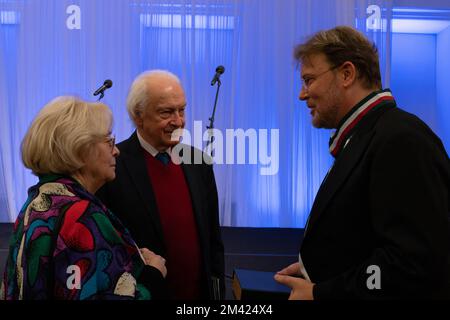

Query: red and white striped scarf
329,89,395,158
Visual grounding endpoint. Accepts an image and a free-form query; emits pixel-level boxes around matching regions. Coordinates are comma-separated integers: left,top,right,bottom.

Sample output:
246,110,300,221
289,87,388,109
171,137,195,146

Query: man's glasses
301,65,339,91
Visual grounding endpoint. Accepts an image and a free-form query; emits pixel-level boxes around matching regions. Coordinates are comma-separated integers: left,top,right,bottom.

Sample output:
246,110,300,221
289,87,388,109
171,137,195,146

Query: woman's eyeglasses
105,135,116,152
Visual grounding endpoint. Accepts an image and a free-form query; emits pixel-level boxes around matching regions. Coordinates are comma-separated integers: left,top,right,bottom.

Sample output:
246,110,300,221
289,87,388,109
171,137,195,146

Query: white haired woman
0,96,166,300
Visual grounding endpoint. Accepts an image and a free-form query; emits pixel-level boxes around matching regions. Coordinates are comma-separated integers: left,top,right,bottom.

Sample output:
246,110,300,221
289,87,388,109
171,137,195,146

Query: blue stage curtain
0,0,396,226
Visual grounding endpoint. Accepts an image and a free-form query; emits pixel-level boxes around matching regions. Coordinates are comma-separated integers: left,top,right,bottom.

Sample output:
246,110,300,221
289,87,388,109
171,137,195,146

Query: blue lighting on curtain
0,0,449,227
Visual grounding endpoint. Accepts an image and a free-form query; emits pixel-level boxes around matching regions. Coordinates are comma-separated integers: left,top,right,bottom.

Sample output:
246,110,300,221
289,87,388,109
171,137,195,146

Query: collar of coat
329,89,396,158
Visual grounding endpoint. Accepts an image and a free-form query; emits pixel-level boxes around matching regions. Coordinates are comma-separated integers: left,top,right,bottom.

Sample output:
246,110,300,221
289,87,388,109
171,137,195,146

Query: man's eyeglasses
301,65,338,91
105,135,116,152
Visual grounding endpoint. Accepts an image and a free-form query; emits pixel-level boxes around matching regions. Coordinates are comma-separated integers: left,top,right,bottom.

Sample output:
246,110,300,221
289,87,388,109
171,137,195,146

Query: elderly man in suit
275,26,450,299
97,70,224,300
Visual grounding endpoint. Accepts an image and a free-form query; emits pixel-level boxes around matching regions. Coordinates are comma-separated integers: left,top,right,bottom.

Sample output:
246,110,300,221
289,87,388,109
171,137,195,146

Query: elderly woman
0,96,166,300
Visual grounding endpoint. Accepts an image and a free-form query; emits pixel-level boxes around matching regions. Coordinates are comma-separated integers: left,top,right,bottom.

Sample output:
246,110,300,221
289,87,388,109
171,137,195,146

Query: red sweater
144,151,202,299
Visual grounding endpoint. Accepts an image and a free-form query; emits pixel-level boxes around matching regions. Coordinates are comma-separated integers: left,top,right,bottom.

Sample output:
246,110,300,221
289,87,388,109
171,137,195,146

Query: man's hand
274,262,314,300
277,262,301,277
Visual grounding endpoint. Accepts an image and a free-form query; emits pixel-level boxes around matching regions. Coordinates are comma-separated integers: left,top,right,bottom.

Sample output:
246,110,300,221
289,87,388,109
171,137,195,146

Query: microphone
93,79,113,96
211,66,225,86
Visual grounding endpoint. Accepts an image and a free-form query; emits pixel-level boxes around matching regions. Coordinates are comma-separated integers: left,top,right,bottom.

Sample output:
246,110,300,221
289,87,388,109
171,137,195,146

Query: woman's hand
139,248,167,278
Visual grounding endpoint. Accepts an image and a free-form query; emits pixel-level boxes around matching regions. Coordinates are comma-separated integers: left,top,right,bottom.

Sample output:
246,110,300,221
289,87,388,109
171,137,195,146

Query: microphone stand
206,78,221,158
205,72,224,299
97,92,105,101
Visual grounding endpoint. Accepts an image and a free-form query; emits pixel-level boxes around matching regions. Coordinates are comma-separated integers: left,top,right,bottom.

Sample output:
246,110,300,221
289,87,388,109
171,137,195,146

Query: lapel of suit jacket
121,132,165,245
304,106,392,238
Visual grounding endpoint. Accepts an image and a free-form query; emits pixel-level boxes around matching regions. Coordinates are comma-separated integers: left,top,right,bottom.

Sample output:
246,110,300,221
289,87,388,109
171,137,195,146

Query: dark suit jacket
97,132,225,299
302,106,450,299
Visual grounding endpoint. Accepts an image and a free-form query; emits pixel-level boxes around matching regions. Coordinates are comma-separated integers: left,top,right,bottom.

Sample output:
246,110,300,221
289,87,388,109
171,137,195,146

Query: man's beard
311,84,340,129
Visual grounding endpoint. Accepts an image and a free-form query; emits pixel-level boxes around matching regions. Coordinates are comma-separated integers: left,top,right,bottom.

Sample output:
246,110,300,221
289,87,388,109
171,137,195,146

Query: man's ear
134,111,143,128
340,61,357,88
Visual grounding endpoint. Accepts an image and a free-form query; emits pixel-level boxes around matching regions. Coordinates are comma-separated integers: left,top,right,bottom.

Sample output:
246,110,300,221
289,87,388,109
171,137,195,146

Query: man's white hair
126,70,181,125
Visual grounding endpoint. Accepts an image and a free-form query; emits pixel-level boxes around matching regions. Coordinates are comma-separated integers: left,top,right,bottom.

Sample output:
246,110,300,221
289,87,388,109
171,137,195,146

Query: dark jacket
97,132,225,299
302,106,450,299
